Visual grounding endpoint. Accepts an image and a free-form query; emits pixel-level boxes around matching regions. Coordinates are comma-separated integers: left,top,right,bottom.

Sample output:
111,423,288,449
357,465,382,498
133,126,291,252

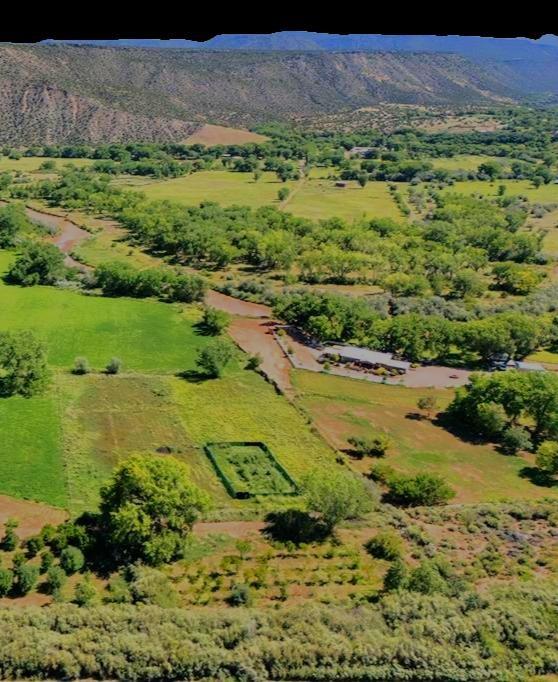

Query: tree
365,531,402,560
60,546,85,574
417,395,438,419
356,172,368,188
196,338,234,378
303,470,373,533
253,170,262,182
277,187,290,201
99,454,210,565
127,565,179,607
408,561,447,595
40,159,56,172
1,518,19,551
0,203,30,247
0,331,50,397
106,357,122,375
535,440,558,475
7,242,66,286
200,306,230,335
13,563,39,596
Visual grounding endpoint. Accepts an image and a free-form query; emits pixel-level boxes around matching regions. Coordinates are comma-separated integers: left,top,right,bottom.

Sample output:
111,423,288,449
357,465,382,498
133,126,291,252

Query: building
319,345,411,374
508,360,545,372
349,146,376,158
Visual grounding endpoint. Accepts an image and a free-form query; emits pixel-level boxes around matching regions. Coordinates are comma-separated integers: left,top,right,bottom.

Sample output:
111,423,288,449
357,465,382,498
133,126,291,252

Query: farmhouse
349,146,376,157
319,345,411,374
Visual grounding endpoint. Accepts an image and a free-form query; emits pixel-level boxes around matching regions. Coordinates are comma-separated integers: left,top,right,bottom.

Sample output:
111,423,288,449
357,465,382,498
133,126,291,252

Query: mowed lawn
292,370,558,503
0,251,207,373
134,170,401,222
0,394,67,507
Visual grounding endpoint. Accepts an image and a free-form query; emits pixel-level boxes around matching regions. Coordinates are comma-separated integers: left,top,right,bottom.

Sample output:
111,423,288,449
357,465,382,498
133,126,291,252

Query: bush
1,518,19,551
536,440,558,475
384,471,455,507
45,565,67,594
74,573,97,606
127,565,179,608
501,425,532,455
196,338,235,378
60,546,85,575
0,567,14,596
383,558,408,592
365,532,403,561
25,535,44,558
72,357,90,375
105,357,122,375
6,242,66,286
246,353,262,370
13,563,39,595
40,550,55,573
348,434,392,458
200,306,230,335
228,582,253,607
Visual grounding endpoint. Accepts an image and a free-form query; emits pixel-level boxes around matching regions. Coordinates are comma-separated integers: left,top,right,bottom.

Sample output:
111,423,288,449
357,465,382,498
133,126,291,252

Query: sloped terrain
0,44,517,144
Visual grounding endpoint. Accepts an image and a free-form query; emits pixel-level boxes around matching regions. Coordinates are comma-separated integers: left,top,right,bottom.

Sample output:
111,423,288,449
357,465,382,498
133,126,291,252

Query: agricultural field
427,154,513,171
205,442,297,497
0,251,207,373
292,370,558,503
131,170,401,222
441,179,558,202
0,157,94,173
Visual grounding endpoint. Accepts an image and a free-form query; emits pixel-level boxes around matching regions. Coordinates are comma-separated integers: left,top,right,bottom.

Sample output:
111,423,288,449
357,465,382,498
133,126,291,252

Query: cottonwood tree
100,454,210,565
0,331,50,397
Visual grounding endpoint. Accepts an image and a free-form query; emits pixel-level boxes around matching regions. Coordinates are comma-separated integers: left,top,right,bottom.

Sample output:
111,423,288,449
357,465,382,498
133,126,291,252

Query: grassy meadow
428,154,514,171
130,170,401,222
441,179,558,202
292,370,558,504
0,157,94,173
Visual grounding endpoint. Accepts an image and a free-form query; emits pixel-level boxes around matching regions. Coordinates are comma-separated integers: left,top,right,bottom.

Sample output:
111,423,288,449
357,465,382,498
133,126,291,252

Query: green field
0,157,93,173
293,370,558,503
428,155,514,171
0,251,207,373
132,170,400,222
0,393,66,506
442,179,558,202
206,442,297,497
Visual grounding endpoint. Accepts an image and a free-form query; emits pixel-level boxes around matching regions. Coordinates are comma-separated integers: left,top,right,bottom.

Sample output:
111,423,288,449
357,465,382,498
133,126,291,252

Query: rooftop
321,345,412,371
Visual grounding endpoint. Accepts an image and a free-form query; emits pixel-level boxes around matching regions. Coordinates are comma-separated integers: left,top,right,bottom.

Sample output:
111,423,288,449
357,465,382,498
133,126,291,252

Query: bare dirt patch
195,520,265,539
206,290,270,318
0,495,67,539
185,124,268,146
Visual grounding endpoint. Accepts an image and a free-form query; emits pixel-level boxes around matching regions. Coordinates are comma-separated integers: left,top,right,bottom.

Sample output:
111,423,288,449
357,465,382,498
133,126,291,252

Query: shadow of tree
519,466,558,488
175,370,209,384
263,509,330,545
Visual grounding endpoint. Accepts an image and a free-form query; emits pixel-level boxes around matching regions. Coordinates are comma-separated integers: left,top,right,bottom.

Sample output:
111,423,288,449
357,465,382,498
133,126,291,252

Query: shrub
128,565,179,608
25,535,44,558
200,306,230,335
6,242,66,286
105,357,122,375
536,440,558,475
246,353,262,370
0,567,14,596
228,582,253,607
365,532,403,561
13,563,39,595
385,472,455,507
383,558,408,592
196,338,235,378
348,434,392,458
60,546,85,575
501,425,532,455
72,357,90,375
407,561,448,595
45,565,67,594
74,573,97,606
1,518,19,551
40,550,55,573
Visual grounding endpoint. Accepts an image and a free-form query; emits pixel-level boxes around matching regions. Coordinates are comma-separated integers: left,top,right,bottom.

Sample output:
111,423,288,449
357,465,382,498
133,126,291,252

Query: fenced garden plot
204,442,298,499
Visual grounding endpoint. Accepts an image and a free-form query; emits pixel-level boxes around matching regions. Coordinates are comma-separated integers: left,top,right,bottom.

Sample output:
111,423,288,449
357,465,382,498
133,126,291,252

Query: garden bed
204,441,298,499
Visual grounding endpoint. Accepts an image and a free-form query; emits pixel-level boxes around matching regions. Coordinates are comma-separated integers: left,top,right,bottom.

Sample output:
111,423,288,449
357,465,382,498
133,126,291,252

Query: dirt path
195,520,265,538
205,290,270,318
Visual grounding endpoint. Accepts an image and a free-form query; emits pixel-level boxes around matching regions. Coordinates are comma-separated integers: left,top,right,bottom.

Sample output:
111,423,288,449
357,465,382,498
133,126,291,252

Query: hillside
0,44,516,144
